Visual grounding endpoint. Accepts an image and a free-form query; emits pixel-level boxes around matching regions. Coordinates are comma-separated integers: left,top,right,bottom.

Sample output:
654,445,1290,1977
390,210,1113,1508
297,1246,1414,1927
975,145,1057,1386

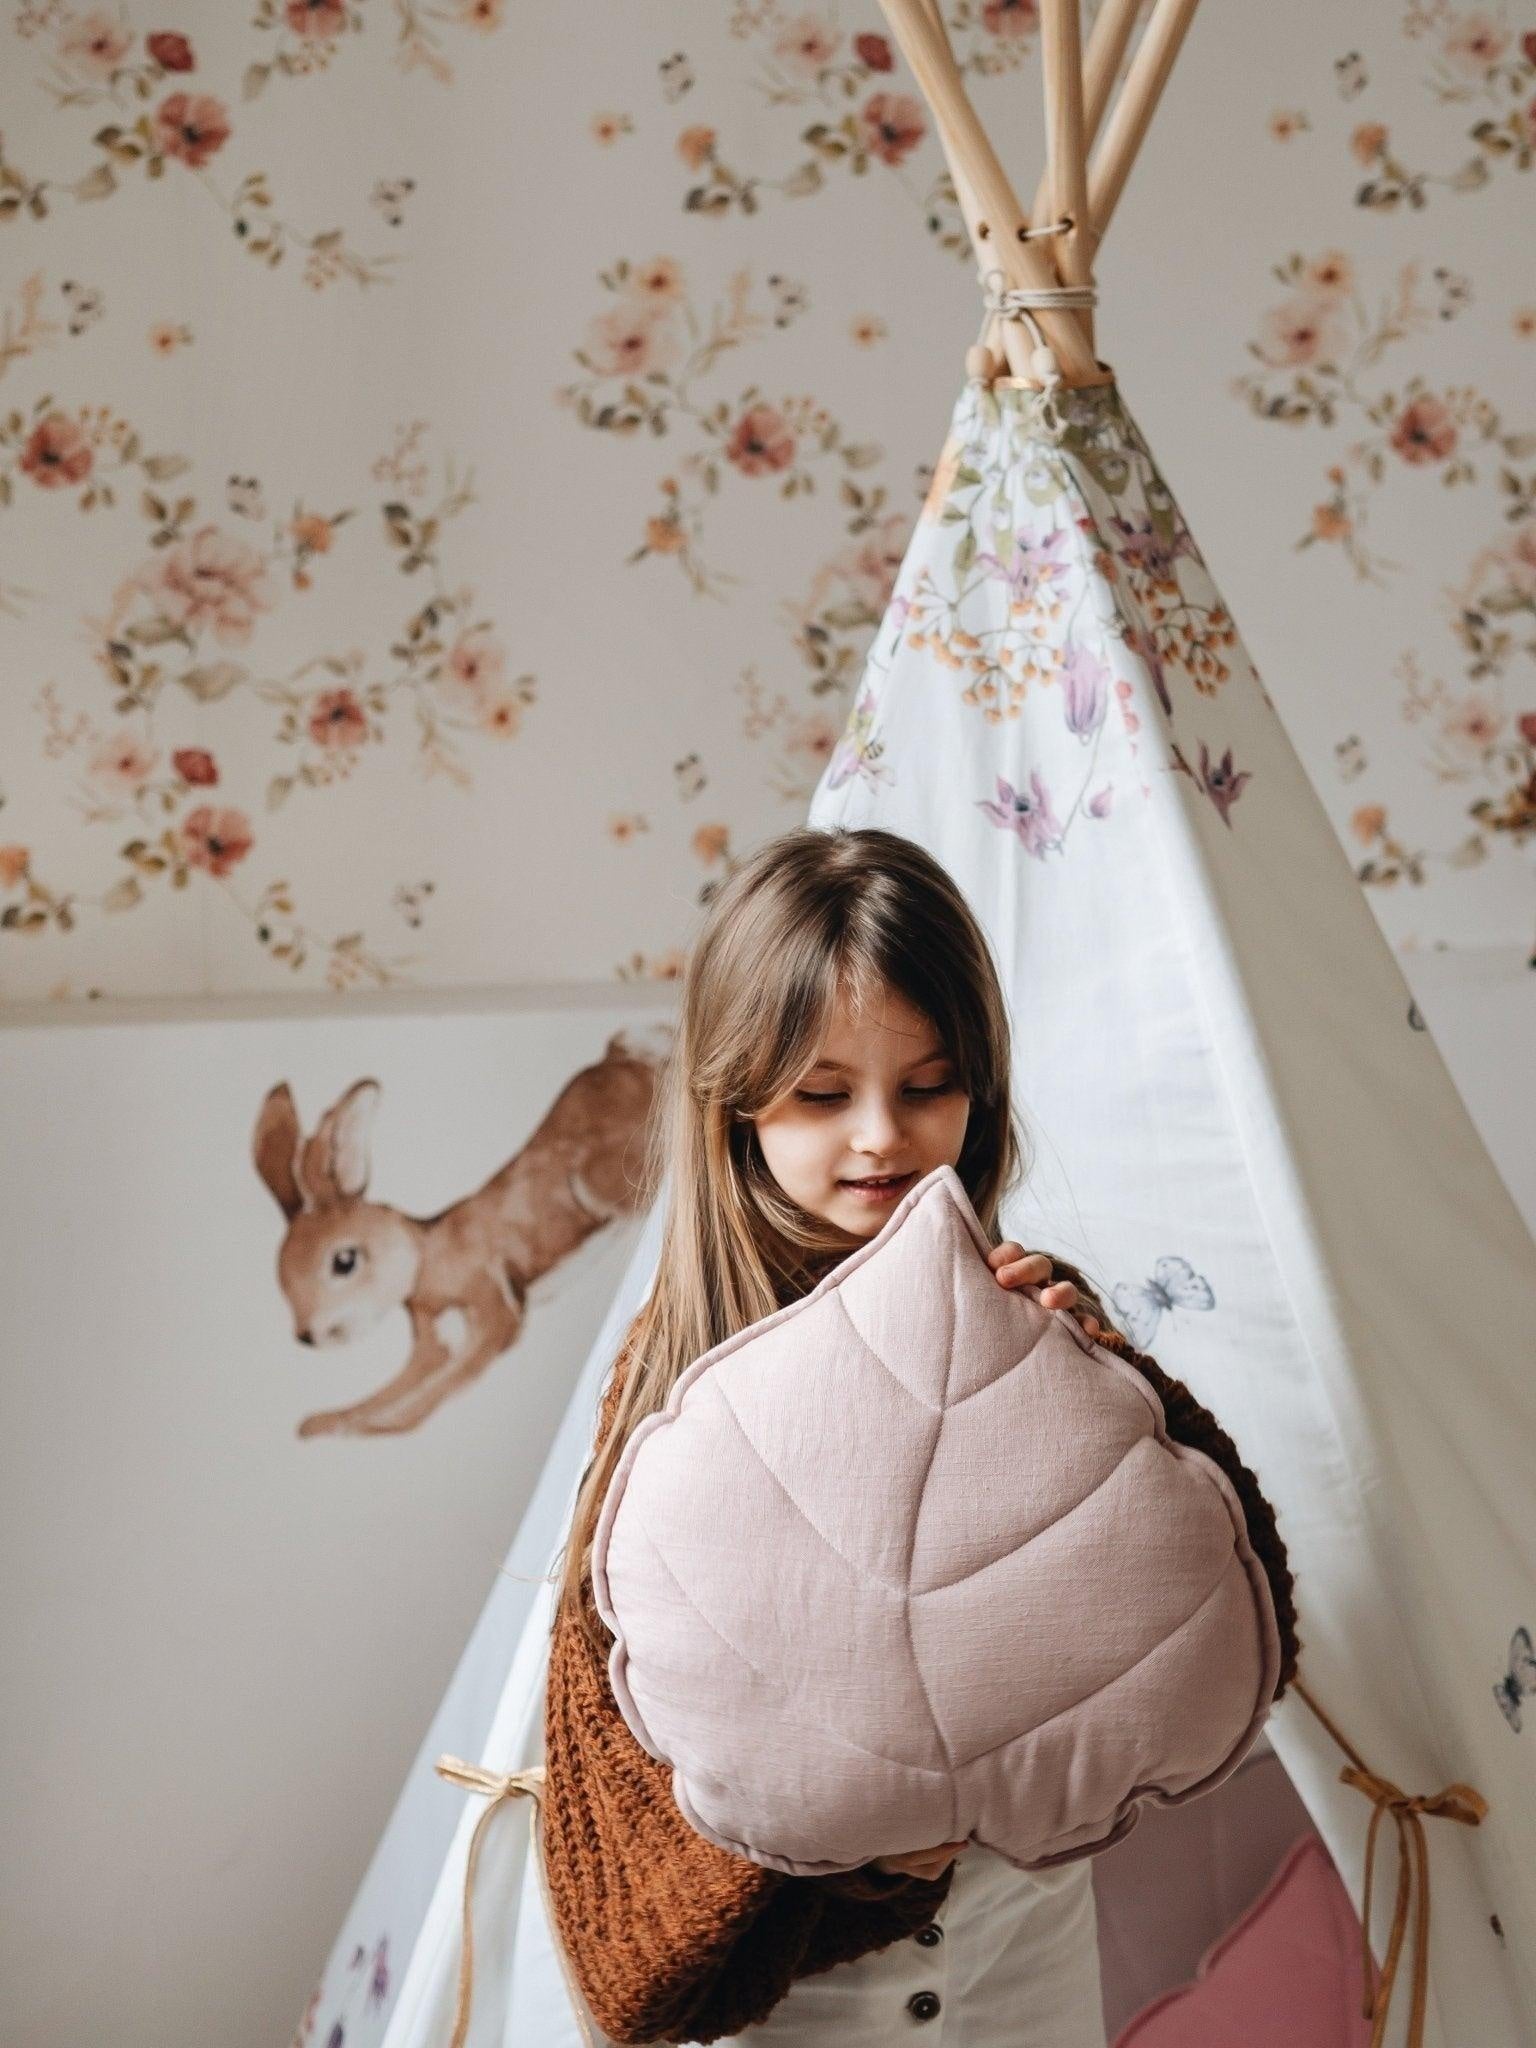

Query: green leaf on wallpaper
101,877,142,913
76,163,116,203
244,63,271,102
179,663,246,702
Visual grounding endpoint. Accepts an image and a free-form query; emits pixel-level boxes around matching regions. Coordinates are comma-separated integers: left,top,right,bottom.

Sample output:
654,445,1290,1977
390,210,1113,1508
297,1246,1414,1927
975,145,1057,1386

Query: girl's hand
872,1839,969,1880
987,1243,1103,1341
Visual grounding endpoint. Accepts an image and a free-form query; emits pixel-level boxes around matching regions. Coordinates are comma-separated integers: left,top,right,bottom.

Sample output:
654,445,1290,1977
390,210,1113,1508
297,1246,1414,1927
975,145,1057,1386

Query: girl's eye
794,1081,954,1106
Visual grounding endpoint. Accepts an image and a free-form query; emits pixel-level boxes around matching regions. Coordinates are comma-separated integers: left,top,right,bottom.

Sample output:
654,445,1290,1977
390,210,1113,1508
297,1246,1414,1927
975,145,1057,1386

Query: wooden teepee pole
877,0,1101,383
1029,0,1143,253
1039,0,1091,349
1087,0,1204,241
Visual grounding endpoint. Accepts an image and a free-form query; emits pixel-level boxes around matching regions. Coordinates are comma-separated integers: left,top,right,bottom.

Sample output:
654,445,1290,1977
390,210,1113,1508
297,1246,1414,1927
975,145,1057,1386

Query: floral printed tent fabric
302,4,1536,2046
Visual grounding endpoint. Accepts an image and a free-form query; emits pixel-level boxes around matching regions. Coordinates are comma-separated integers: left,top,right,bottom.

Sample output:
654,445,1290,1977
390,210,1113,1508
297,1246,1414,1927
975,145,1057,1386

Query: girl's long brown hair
553,824,1120,1660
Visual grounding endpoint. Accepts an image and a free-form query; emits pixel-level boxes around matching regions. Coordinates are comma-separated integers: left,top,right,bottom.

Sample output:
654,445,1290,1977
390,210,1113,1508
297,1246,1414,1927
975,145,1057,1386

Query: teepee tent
303,4,1536,2045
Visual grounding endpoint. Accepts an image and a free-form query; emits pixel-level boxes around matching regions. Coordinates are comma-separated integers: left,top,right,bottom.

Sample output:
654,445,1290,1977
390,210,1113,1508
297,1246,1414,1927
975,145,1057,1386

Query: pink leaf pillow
592,1164,1281,1877
1114,1835,1375,2046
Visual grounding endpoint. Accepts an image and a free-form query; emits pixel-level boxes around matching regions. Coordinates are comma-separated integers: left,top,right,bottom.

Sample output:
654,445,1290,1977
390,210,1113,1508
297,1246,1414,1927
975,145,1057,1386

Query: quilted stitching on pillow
591,1164,1282,1878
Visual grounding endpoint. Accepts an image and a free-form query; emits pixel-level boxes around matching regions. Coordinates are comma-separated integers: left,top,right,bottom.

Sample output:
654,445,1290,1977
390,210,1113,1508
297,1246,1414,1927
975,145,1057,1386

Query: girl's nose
852,1097,905,1150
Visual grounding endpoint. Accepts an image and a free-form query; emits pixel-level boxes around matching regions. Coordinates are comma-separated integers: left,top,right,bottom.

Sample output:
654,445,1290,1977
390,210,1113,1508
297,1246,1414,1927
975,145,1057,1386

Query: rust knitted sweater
540,1310,1300,2047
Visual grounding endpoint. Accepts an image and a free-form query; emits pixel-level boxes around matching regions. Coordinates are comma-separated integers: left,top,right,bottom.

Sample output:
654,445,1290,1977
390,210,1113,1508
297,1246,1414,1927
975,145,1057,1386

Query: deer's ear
301,1078,380,1205
253,1083,304,1219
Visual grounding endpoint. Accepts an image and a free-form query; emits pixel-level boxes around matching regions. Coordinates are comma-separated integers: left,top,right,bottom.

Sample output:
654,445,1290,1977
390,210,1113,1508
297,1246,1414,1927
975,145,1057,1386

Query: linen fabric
592,1164,1282,1879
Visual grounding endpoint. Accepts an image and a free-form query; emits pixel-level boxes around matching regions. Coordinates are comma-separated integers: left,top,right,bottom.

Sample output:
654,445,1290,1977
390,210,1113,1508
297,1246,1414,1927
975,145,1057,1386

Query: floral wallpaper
0,0,1530,1006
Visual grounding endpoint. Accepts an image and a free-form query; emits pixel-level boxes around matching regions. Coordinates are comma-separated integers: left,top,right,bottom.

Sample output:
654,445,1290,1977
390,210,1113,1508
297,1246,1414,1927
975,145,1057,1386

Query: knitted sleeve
539,1331,956,2046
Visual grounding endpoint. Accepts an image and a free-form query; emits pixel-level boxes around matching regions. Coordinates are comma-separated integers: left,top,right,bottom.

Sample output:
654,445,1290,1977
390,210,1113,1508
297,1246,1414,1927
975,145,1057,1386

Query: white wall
0,995,668,2047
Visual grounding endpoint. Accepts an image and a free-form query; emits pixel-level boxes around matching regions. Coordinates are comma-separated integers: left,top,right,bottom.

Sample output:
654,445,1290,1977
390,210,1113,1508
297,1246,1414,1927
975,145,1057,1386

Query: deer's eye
331,1246,360,1277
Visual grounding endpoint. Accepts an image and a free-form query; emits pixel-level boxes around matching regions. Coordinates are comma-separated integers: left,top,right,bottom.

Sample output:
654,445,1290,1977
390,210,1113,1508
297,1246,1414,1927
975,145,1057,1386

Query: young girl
540,823,1299,2047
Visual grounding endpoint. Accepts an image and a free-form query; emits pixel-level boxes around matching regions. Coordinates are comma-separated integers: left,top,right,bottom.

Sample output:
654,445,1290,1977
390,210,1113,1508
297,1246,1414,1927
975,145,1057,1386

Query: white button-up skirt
704,1846,1107,2048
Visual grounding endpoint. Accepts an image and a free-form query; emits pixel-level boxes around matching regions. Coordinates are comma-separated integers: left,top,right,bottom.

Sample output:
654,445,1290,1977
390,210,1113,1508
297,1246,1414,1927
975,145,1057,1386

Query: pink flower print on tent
977,770,1064,858
1105,511,1195,591
1123,625,1173,718
1061,645,1109,738
1172,740,1252,827
825,683,893,793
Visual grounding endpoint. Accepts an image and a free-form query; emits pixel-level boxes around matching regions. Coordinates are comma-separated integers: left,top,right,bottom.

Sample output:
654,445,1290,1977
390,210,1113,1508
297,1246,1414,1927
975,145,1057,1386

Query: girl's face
752,979,972,1238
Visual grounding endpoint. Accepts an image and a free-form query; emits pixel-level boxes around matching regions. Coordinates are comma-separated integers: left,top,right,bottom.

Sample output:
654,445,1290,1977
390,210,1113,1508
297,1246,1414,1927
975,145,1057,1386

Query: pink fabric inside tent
1094,1746,1374,2040
1101,1760,1375,2045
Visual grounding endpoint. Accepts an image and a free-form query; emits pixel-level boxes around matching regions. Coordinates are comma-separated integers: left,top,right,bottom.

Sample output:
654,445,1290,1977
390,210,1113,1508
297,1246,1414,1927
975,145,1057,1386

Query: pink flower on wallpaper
1443,693,1504,750
632,256,686,302
823,512,908,614
1061,646,1110,737
153,92,232,169
982,0,1039,37
977,771,1064,859
774,13,840,76
89,730,159,794
59,10,133,76
1390,394,1458,466
180,805,254,877
445,627,507,699
0,845,28,888
726,405,797,477
1518,711,1536,747
858,92,925,167
1258,295,1346,369
20,413,94,490
676,126,716,171
1302,251,1353,297
137,525,274,645
308,688,369,750
285,0,348,39
477,680,526,736
854,32,894,72
584,302,681,378
1442,12,1509,76
147,30,195,71
172,748,219,786
786,712,841,771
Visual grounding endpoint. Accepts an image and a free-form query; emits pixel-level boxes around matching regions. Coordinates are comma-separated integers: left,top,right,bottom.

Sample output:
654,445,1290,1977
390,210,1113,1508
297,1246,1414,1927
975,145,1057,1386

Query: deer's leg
296,1302,455,1438
297,1285,521,1438
335,1281,523,1435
